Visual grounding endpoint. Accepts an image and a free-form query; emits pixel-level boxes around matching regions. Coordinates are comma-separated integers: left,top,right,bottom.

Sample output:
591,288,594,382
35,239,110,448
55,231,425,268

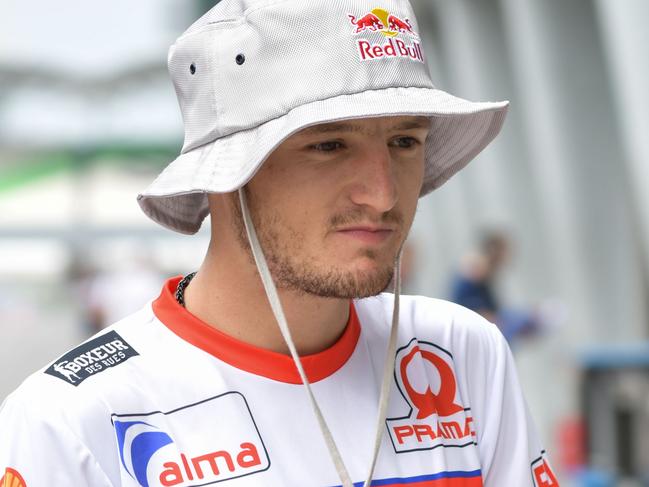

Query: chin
352,253,397,274
280,263,394,299
339,265,396,299
269,248,398,298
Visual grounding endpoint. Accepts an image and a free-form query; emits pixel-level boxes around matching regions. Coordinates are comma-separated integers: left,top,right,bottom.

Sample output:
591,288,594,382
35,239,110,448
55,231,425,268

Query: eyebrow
298,117,431,136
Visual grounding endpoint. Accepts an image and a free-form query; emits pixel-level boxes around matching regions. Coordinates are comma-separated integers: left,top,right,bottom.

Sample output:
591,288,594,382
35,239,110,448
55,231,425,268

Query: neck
182,244,350,356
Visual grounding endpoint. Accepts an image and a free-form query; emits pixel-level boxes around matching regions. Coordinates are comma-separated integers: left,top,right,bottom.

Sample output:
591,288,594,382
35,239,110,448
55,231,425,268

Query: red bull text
357,38,423,63
348,8,424,64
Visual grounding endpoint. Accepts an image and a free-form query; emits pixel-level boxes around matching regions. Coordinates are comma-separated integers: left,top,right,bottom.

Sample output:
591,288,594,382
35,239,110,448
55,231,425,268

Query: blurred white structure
408,1,648,483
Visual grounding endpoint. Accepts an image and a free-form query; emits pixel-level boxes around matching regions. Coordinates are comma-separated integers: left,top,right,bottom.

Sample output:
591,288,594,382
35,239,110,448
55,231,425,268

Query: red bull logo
348,8,418,38
348,12,384,34
347,8,424,63
387,14,416,36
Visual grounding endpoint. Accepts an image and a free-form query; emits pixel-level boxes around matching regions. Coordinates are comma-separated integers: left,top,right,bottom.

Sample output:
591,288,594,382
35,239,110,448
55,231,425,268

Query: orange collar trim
152,276,361,384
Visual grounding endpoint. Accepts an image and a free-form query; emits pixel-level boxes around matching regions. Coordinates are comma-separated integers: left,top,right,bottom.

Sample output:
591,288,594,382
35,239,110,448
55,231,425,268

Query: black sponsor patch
45,330,138,386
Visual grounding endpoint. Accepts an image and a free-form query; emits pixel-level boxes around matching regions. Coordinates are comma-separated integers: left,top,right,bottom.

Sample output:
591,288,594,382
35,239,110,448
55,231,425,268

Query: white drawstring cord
238,188,401,487
239,189,354,486
363,254,400,486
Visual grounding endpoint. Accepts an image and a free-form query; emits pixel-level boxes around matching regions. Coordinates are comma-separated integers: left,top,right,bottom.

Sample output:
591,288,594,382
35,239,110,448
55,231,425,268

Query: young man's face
232,115,431,298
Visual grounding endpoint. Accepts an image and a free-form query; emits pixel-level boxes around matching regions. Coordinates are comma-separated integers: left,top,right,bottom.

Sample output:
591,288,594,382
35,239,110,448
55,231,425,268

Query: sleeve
468,323,560,487
0,390,113,486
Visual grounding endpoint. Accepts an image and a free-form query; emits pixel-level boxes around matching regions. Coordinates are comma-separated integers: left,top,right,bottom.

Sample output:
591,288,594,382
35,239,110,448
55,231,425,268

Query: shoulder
354,293,506,349
354,293,512,390
3,302,157,418
0,302,165,481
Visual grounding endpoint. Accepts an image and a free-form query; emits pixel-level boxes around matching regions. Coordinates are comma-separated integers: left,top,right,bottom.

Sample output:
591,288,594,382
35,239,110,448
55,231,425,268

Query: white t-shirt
0,276,559,486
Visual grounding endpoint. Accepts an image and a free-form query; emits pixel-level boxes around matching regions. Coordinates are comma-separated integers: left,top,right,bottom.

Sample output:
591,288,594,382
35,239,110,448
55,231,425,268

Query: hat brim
138,86,508,234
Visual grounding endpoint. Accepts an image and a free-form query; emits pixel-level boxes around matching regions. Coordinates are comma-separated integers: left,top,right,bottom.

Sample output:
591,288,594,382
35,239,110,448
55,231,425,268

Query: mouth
334,225,396,244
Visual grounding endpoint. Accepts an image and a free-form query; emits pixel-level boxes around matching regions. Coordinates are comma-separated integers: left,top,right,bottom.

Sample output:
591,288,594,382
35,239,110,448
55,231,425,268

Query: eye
390,136,420,149
310,140,344,152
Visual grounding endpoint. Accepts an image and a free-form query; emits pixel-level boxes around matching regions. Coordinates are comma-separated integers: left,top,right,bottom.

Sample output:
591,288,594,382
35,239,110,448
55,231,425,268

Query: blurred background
1,0,648,485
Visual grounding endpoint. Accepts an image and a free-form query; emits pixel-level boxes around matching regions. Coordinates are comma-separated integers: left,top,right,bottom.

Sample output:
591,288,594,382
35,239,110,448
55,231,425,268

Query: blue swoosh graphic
132,431,174,487
113,420,174,487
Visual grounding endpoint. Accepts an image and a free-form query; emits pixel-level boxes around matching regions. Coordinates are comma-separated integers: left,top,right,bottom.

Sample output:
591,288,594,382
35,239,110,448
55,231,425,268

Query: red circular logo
399,344,463,419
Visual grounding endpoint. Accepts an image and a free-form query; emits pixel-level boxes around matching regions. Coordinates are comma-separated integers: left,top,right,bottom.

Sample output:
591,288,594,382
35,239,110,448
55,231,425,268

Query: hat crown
168,0,434,153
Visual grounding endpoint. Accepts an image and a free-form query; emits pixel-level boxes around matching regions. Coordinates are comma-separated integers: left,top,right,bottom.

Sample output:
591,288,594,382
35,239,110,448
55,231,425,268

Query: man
451,230,549,343
0,1,559,486
451,230,509,324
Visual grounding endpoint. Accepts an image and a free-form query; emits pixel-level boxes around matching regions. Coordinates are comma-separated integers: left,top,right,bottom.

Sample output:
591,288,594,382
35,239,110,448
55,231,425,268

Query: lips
335,226,395,244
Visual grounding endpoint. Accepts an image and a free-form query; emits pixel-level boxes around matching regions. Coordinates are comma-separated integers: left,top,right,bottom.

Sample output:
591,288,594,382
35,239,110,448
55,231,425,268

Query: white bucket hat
137,0,508,234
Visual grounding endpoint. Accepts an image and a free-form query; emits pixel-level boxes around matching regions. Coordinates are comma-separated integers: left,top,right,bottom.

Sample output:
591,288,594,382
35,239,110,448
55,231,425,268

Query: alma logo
112,392,269,486
387,339,476,453
159,442,261,485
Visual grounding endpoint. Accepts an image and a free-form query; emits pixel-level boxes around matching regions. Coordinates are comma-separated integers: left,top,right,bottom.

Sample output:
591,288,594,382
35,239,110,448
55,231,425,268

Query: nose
348,143,398,213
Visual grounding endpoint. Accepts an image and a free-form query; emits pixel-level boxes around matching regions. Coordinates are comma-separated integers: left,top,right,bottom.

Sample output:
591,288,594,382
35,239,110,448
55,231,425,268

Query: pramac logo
347,8,424,63
399,344,464,419
1,468,27,487
387,339,476,453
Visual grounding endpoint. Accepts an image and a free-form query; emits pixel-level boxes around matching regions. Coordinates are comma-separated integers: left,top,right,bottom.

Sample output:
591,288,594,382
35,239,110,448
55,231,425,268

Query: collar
152,276,360,384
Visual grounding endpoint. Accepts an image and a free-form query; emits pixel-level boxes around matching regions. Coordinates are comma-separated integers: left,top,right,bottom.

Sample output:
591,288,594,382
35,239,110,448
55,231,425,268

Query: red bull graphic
348,8,424,63
387,339,476,453
348,13,384,33
387,14,416,36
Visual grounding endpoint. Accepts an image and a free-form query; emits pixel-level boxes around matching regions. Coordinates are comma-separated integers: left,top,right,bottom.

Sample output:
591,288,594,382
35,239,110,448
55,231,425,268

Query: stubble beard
229,191,401,299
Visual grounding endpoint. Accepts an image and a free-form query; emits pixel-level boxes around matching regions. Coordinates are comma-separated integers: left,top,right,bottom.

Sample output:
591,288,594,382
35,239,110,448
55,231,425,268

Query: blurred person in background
82,252,164,334
0,1,559,486
450,229,560,344
450,229,508,324
67,245,165,335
